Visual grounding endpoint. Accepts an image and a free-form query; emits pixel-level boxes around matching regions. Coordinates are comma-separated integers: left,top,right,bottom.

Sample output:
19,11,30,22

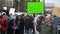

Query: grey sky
45,0,54,3
45,0,60,7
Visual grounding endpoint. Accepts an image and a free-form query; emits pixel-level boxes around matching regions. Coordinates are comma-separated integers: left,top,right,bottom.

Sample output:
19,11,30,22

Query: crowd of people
0,12,59,34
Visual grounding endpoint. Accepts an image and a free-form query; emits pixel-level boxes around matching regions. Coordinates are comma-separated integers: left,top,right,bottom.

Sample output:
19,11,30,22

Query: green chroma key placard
27,2,44,14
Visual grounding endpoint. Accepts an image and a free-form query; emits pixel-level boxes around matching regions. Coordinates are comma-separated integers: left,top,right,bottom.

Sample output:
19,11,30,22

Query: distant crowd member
1,13,8,34
7,13,14,34
53,15,58,34
18,14,24,34
24,15,33,34
36,15,44,32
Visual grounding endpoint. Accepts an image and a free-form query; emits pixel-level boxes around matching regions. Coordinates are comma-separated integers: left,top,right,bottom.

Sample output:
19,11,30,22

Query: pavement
35,31,39,34
24,25,39,34
24,30,39,34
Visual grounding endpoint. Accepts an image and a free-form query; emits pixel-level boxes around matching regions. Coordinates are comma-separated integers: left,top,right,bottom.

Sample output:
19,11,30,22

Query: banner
9,8,15,15
52,6,60,17
27,2,44,14
3,7,7,10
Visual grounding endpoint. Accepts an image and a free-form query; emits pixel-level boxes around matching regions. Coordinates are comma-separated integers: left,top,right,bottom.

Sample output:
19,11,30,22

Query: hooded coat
1,15,8,31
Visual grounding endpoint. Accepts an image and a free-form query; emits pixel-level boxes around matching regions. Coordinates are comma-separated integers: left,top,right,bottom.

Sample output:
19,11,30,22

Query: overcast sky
45,0,60,7
45,0,54,3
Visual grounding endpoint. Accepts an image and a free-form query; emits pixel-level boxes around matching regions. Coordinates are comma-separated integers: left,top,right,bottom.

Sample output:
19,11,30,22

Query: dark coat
18,17,24,34
24,16,33,29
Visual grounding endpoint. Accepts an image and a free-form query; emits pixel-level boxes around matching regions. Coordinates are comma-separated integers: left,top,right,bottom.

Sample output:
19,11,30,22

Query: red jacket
1,16,8,31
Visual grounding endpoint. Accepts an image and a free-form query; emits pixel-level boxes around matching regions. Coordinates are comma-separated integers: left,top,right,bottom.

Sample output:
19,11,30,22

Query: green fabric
40,23,56,34
52,16,54,20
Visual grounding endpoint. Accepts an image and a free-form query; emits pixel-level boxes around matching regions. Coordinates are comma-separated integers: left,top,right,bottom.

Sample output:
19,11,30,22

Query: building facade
0,0,44,12
0,0,14,10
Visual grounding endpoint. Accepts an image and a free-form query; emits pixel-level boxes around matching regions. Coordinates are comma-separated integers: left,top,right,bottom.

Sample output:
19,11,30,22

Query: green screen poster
27,2,44,14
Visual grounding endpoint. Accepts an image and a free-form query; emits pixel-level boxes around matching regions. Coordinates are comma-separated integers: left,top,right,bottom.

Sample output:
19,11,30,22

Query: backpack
4,21,7,27
25,16,33,28
37,18,42,25
36,21,42,32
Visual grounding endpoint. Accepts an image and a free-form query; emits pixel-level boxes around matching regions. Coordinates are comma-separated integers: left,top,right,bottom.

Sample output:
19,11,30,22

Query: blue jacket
53,17,58,28
9,15,14,20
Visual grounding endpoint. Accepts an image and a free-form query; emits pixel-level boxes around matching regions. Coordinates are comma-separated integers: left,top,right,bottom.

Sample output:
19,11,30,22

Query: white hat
47,14,51,17
2,12,6,15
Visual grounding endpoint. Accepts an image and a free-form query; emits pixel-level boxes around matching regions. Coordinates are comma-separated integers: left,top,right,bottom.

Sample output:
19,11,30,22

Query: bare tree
0,0,3,9
13,0,18,12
